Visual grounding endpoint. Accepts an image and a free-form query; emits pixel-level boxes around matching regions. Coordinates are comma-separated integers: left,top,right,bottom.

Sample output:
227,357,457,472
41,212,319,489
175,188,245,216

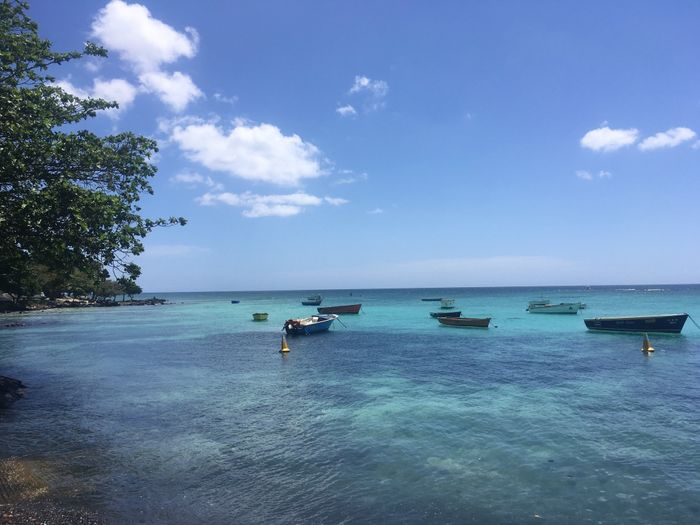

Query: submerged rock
0,376,26,408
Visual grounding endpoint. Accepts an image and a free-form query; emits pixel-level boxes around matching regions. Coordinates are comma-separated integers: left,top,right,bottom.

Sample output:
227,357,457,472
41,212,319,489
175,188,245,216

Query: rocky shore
0,458,104,525
1,388,105,524
0,297,167,315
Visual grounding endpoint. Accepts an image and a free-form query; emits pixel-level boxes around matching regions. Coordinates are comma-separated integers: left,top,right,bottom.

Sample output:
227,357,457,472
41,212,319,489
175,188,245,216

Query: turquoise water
2,286,700,523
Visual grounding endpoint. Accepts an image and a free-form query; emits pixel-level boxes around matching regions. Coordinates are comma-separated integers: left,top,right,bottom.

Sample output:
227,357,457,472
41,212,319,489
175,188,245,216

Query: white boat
527,302,581,314
528,299,550,308
440,298,455,309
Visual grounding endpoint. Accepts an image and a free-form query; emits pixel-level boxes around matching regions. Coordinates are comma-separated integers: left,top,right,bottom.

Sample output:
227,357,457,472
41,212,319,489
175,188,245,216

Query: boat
437,317,491,328
528,299,549,308
584,313,689,334
440,298,455,309
252,312,268,321
284,314,338,335
231,300,240,304
317,304,361,314
301,294,322,306
421,298,442,302
527,302,581,314
430,310,462,318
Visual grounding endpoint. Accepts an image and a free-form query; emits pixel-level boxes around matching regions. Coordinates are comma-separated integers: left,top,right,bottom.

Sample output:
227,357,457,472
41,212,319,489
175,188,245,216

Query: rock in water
0,376,26,408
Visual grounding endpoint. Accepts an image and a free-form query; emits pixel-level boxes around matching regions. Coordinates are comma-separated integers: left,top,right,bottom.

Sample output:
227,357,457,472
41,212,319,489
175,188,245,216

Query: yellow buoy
642,333,654,353
280,334,290,353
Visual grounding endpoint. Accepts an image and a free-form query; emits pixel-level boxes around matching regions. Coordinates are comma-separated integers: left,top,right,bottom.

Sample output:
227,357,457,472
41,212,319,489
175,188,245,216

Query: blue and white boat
284,314,338,335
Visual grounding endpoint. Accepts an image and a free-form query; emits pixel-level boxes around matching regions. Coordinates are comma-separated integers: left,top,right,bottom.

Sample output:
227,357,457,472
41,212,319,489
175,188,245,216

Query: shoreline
0,297,168,316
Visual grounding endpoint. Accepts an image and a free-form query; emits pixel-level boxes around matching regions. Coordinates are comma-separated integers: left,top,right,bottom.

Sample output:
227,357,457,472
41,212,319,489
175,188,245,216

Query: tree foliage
0,0,185,301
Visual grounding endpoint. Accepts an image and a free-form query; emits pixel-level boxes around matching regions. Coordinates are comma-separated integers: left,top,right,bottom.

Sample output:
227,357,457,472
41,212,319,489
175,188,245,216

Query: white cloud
196,191,340,218
576,170,611,181
139,70,203,112
335,171,368,185
336,104,357,117
638,127,696,151
91,0,201,112
213,93,238,106
350,75,389,96
368,208,384,214
170,121,324,186
56,77,137,118
170,171,223,191
91,0,198,72
580,126,639,152
347,75,389,112
324,196,349,206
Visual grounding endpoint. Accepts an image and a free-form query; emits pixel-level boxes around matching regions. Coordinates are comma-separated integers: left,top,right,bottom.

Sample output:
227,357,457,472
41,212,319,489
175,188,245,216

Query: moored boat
421,298,442,302
584,313,688,334
317,304,361,314
252,312,268,321
430,310,462,318
301,294,322,306
284,314,338,335
527,302,581,314
437,316,491,328
231,300,240,304
440,298,455,309
528,299,549,308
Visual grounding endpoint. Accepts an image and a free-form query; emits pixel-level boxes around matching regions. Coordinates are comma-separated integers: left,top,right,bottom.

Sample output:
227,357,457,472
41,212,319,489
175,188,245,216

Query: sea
1,285,700,524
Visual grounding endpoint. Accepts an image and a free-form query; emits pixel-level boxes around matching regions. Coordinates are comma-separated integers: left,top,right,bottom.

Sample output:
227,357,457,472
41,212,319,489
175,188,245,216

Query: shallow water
2,286,700,523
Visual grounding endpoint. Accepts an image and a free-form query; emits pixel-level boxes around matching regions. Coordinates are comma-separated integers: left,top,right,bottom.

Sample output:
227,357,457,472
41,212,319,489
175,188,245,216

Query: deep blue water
2,286,700,523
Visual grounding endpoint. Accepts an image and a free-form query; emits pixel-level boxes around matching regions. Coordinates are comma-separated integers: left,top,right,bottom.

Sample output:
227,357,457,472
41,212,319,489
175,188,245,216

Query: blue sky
30,0,700,291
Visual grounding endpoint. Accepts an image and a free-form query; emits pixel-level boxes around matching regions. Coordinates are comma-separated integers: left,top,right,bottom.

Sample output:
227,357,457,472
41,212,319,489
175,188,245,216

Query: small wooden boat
421,298,442,302
317,304,361,314
301,294,322,306
440,298,455,309
231,300,240,304
584,313,688,334
437,317,491,328
284,314,338,335
430,310,462,318
252,312,268,321
527,302,581,314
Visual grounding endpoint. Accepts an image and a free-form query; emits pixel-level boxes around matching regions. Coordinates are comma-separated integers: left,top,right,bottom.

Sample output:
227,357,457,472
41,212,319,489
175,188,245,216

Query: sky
29,0,700,291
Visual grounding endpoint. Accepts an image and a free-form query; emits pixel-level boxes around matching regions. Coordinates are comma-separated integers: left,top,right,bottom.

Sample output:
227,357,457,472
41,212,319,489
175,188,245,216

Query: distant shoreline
0,297,168,316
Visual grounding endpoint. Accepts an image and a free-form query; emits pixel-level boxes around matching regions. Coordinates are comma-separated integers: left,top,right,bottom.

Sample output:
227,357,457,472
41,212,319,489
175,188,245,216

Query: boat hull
528,303,580,314
252,313,268,321
421,298,442,302
437,317,491,328
430,311,462,318
317,304,361,314
584,313,688,334
284,315,337,335
301,300,322,306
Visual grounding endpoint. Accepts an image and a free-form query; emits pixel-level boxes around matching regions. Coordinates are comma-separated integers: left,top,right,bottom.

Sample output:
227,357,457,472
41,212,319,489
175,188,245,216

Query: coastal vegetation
0,0,184,308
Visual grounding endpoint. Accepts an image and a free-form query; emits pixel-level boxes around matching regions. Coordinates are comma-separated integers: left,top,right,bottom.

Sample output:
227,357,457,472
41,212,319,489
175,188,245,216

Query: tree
117,277,142,301
0,0,184,301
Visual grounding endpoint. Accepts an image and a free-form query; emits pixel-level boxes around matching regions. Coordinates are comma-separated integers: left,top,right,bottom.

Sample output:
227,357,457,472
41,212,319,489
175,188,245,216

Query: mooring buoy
280,334,290,353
